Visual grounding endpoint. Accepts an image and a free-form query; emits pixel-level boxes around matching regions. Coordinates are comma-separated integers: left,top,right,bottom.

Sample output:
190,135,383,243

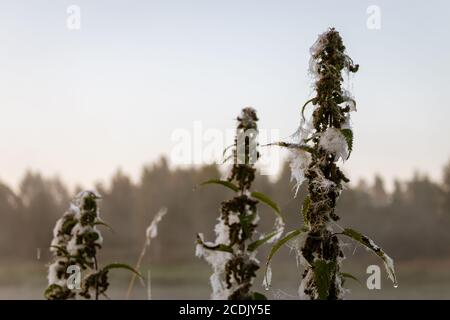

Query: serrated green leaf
313,259,336,300
340,129,353,159
248,230,280,252
103,263,142,278
251,191,283,222
341,228,397,287
200,179,239,192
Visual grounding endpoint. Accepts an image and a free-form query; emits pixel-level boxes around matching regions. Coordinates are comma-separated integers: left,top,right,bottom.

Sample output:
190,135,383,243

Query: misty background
1,0,450,299
0,158,449,299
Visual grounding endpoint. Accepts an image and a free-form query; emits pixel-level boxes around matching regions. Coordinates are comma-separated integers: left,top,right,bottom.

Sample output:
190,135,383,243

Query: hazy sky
1,0,449,191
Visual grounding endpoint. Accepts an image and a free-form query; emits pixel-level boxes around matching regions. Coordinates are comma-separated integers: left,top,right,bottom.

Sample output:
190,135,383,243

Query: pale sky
0,0,449,191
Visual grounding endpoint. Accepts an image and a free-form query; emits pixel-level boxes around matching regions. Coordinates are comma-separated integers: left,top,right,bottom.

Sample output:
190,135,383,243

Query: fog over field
0,0,449,300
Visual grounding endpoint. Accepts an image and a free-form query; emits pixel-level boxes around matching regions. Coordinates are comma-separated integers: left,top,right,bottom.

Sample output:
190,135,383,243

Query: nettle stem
197,108,260,300
299,28,359,300
45,191,141,300
94,255,99,300
268,28,396,299
197,107,284,300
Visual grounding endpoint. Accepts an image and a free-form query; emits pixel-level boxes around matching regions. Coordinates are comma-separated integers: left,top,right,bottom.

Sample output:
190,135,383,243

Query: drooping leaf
222,154,234,165
103,263,142,278
340,272,362,287
301,98,315,121
344,98,357,111
264,229,303,287
248,230,281,252
200,179,239,192
251,191,283,222
340,129,353,159
266,229,303,265
313,259,336,299
222,144,234,158
341,228,397,287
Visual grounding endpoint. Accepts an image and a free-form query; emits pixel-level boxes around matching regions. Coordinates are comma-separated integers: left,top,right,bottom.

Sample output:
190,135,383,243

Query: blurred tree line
1,157,450,263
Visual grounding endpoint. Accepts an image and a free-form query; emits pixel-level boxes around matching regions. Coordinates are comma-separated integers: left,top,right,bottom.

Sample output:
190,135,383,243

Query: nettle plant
266,28,397,299
196,107,284,300
45,190,140,300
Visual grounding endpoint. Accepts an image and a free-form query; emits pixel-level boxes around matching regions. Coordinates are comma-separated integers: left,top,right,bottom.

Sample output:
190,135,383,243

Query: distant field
1,256,450,299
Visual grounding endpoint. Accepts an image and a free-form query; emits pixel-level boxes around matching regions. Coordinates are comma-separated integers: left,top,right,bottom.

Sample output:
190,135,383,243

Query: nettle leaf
50,245,70,257
251,292,267,300
251,191,283,222
62,218,77,234
248,230,280,252
216,244,233,253
200,179,239,192
266,142,314,155
340,129,353,159
301,97,316,121
103,263,142,278
222,154,234,165
264,229,303,286
222,144,234,158
239,212,256,239
266,230,303,265
341,228,397,287
93,220,114,232
301,196,311,228
340,272,362,287
313,260,336,300
196,234,233,253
